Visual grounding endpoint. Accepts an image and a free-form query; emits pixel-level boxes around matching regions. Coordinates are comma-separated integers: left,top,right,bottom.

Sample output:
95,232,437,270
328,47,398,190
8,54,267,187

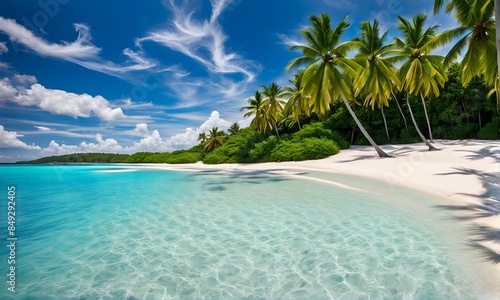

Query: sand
137,139,500,280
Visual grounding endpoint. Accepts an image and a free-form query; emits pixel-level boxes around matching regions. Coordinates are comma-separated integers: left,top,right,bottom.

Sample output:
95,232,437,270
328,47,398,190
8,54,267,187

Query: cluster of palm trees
197,123,241,152
241,0,497,157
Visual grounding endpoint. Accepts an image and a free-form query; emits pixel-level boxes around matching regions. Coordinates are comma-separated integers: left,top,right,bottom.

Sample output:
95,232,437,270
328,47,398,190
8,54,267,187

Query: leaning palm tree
204,127,225,152
260,82,286,137
391,14,447,150
228,122,241,135
286,13,392,157
433,0,499,112
352,19,401,141
283,69,309,130
240,91,272,133
197,132,207,144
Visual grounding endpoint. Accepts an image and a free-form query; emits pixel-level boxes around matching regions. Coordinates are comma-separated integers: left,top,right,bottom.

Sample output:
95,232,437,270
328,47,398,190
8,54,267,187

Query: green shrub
270,138,340,161
294,122,350,149
448,123,479,139
249,135,279,162
330,130,350,149
142,153,172,163
165,152,202,164
126,152,152,163
355,136,369,145
202,128,264,164
399,128,420,144
203,149,229,164
478,118,500,139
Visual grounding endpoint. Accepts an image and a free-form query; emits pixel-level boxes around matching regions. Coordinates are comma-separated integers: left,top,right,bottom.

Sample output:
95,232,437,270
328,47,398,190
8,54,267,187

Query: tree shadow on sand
456,145,500,162
434,167,500,264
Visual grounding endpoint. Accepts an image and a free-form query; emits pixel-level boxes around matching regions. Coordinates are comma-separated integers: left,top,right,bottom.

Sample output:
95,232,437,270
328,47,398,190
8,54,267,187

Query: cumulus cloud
166,111,232,149
16,84,126,120
0,17,155,78
35,111,232,156
0,42,8,54
0,78,17,100
133,123,150,136
137,0,257,82
0,125,41,149
130,129,169,152
0,76,126,120
41,134,123,156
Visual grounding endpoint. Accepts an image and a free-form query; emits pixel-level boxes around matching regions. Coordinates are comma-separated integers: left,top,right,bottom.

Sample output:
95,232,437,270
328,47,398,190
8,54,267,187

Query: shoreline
135,139,500,288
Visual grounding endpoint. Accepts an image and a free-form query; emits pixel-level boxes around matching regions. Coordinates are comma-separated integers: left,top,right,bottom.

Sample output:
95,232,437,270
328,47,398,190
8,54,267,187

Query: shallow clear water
0,165,496,299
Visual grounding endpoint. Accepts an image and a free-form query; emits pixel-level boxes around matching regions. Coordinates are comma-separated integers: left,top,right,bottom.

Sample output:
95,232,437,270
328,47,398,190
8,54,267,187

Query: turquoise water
0,165,496,299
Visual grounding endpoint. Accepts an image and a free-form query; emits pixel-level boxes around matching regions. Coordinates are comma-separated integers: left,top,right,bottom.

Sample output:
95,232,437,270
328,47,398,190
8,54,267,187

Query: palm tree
260,82,286,137
197,132,207,144
283,69,309,130
240,91,271,133
204,127,225,152
433,1,496,89
392,13,447,150
352,19,401,141
286,13,392,157
433,0,499,112
228,123,241,135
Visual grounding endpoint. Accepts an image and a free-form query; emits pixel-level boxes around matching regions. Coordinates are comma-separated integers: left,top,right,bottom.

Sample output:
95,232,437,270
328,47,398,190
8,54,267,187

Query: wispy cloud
0,42,8,54
0,17,156,79
137,0,258,82
322,0,358,10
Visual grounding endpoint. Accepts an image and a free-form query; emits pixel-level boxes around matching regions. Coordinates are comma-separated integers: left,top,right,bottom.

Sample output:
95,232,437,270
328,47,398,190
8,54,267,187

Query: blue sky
0,0,455,162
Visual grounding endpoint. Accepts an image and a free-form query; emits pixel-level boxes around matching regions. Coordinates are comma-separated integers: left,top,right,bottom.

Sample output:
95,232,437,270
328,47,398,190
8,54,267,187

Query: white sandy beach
138,139,500,285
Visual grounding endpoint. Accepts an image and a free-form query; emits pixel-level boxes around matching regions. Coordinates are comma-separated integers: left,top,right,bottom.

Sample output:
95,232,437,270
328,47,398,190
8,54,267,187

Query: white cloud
0,78,17,100
41,134,123,156
137,0,257,82
0,17,155,78
322,0,358,10
0,18,100,59
0,42,8,54
133,123,149,136
80,134,122,152
277,33,302,48
35,111,233,156
165,111,232,149
42,140,80,155
129,129,169,152
1,76,126,120
34,126,51,131
16,84,126,120
13,74,37,85
0,125,41,149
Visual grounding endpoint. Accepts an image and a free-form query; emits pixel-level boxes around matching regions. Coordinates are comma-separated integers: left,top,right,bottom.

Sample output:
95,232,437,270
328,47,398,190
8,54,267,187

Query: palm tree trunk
407,95,440,151
274,122,280,137
340,90,392,158
392,91,407,128
381,105,389,141
462,99,470,124
420,93,434,143
351,125,355,145
495,0,500,114
296,116,302,130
